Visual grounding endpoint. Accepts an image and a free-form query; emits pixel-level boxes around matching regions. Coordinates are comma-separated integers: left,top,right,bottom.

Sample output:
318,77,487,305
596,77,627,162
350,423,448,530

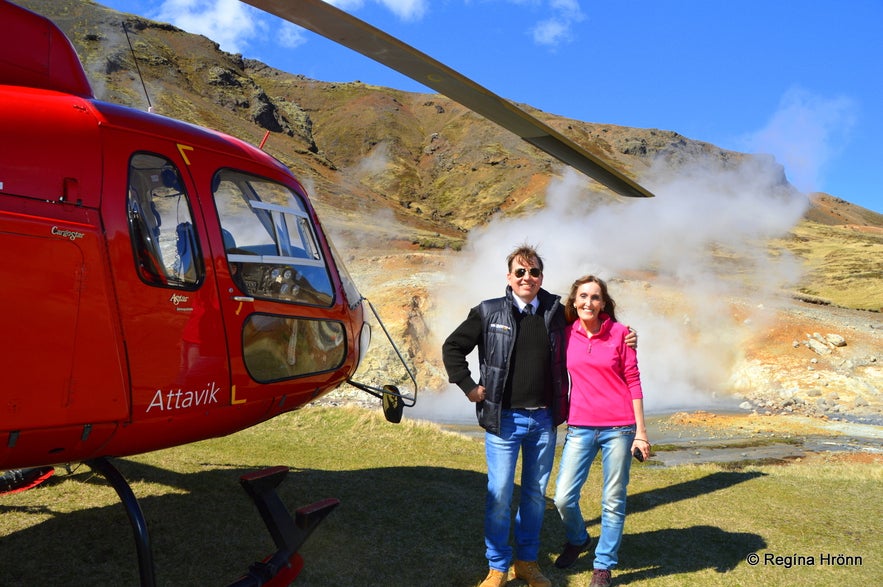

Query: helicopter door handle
232,295,254,302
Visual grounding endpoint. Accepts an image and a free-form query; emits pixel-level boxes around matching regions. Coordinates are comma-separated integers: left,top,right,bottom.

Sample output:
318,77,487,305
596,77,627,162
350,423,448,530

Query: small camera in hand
633,447,644,462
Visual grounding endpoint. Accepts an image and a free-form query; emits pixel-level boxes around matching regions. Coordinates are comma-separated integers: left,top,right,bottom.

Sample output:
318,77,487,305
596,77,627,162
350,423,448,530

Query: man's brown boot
512,560,551,587
479,568,510,587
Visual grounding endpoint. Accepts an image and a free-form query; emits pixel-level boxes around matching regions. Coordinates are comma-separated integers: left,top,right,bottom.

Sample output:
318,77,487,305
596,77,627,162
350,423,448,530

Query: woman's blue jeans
484,408,556,571
553,425,635,570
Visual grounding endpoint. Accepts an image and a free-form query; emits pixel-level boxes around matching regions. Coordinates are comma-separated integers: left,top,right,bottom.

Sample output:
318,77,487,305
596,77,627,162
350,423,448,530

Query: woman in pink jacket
552,275,650,587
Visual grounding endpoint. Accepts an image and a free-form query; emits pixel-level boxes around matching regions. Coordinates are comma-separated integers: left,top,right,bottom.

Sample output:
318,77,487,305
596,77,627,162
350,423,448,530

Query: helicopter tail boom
0,0,93,97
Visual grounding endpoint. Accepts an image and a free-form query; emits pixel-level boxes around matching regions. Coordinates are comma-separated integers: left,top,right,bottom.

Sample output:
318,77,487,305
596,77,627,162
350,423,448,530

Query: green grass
1,406,880,586
773,221,883,311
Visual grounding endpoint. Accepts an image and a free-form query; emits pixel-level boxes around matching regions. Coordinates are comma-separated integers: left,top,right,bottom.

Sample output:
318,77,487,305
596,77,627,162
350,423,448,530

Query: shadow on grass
615,526,767,583
0,459,490,587
583,470,767,526
543,471,768,584
1,464,769,586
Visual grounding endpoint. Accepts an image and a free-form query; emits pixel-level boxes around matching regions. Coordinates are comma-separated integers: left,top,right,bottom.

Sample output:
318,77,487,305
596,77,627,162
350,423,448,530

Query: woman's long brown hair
564,275,618,323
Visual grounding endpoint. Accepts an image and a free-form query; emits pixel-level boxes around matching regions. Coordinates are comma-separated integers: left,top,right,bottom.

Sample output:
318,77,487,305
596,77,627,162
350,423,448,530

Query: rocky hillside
16,0,882,423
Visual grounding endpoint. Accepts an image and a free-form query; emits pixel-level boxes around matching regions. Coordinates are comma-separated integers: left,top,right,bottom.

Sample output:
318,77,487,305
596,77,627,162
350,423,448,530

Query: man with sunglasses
443,245,637,587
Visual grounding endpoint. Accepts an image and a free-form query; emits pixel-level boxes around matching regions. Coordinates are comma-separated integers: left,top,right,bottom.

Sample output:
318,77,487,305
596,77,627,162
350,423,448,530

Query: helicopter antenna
122,21,153,113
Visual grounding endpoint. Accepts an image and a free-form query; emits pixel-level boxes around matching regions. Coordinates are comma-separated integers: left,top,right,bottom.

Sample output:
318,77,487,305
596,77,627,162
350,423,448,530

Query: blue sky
97,0,881,213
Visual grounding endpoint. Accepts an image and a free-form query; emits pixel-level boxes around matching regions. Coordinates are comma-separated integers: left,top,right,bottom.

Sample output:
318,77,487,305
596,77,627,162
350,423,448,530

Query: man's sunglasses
513,267,542,278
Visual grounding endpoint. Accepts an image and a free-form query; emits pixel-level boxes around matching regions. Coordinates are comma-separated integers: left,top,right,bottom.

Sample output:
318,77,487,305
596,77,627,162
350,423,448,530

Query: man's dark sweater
506,309,551,409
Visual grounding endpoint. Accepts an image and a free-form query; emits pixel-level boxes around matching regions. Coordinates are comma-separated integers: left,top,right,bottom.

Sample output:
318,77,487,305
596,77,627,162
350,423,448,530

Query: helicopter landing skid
87,458,338,587
231,466,339,586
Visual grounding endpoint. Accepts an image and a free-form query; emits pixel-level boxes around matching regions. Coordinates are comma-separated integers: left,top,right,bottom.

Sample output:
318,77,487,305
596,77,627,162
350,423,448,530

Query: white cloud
155,0,262,54
338,0,584,45
740,87,857,194
277,23,308,49
379,0,430,21
531,0,585,47
532,18,570,46
329,0,429,21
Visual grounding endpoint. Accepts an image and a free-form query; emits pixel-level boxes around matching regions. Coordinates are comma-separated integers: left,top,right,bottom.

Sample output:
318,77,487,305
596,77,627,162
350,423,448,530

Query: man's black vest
474,287,569,435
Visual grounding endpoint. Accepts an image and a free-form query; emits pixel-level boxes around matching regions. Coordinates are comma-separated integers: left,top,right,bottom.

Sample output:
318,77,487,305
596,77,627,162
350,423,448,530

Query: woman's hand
632,437,651,461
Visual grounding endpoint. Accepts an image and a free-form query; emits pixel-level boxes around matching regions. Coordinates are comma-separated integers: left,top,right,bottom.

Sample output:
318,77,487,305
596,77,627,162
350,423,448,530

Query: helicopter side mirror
381,385,404,424
346,299,416,424
346,381,410,424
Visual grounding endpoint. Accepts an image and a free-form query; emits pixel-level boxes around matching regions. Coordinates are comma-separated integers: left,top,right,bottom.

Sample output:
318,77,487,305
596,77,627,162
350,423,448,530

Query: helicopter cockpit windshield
212,170,334,307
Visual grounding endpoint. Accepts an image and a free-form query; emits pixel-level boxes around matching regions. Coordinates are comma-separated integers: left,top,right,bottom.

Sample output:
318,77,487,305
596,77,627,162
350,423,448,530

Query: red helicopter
0,0,653,584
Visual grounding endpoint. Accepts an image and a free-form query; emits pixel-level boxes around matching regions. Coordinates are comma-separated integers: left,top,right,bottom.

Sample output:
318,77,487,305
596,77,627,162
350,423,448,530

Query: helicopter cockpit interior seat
128,190,166,285
160,165,183,194
148,200,162,240
174,221,198,283
222,228,237,252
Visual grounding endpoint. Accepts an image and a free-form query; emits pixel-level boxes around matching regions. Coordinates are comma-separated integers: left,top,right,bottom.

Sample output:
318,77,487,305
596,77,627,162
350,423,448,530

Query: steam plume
416,153,809,422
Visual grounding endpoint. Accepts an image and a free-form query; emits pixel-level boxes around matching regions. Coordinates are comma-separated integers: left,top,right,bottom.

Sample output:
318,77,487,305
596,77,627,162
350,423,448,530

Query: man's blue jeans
553,425,635,570
484,408,556,571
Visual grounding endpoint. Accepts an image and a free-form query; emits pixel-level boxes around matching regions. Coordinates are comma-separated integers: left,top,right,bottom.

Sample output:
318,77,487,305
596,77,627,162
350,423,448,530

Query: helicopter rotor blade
242,0,654,199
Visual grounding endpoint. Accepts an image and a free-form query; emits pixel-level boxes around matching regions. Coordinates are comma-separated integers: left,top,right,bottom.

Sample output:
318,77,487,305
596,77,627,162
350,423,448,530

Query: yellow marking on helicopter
176,143,194,165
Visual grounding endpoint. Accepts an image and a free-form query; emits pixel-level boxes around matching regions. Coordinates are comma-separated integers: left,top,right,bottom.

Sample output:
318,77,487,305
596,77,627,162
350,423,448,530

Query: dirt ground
732,299,882,420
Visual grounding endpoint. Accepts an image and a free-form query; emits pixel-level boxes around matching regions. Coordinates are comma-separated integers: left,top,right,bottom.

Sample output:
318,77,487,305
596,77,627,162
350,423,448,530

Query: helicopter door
210,169,347,402
114,150,229,419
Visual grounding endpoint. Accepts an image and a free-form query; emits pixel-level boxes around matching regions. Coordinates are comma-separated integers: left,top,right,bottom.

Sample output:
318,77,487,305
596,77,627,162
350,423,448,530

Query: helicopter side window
127,153,203,288
242,314,346,382
212,169,334,307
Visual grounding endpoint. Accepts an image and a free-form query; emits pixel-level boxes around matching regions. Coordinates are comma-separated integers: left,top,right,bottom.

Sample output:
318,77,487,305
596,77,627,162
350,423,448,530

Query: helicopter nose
356,321,372,369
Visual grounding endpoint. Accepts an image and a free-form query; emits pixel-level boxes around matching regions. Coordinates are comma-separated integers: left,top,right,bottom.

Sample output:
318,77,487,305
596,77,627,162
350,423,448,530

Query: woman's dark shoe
553,536,591,568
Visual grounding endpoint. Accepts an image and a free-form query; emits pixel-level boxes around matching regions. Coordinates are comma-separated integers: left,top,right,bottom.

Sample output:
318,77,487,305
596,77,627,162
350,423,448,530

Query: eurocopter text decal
51,226,85,241
146,382,222,412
